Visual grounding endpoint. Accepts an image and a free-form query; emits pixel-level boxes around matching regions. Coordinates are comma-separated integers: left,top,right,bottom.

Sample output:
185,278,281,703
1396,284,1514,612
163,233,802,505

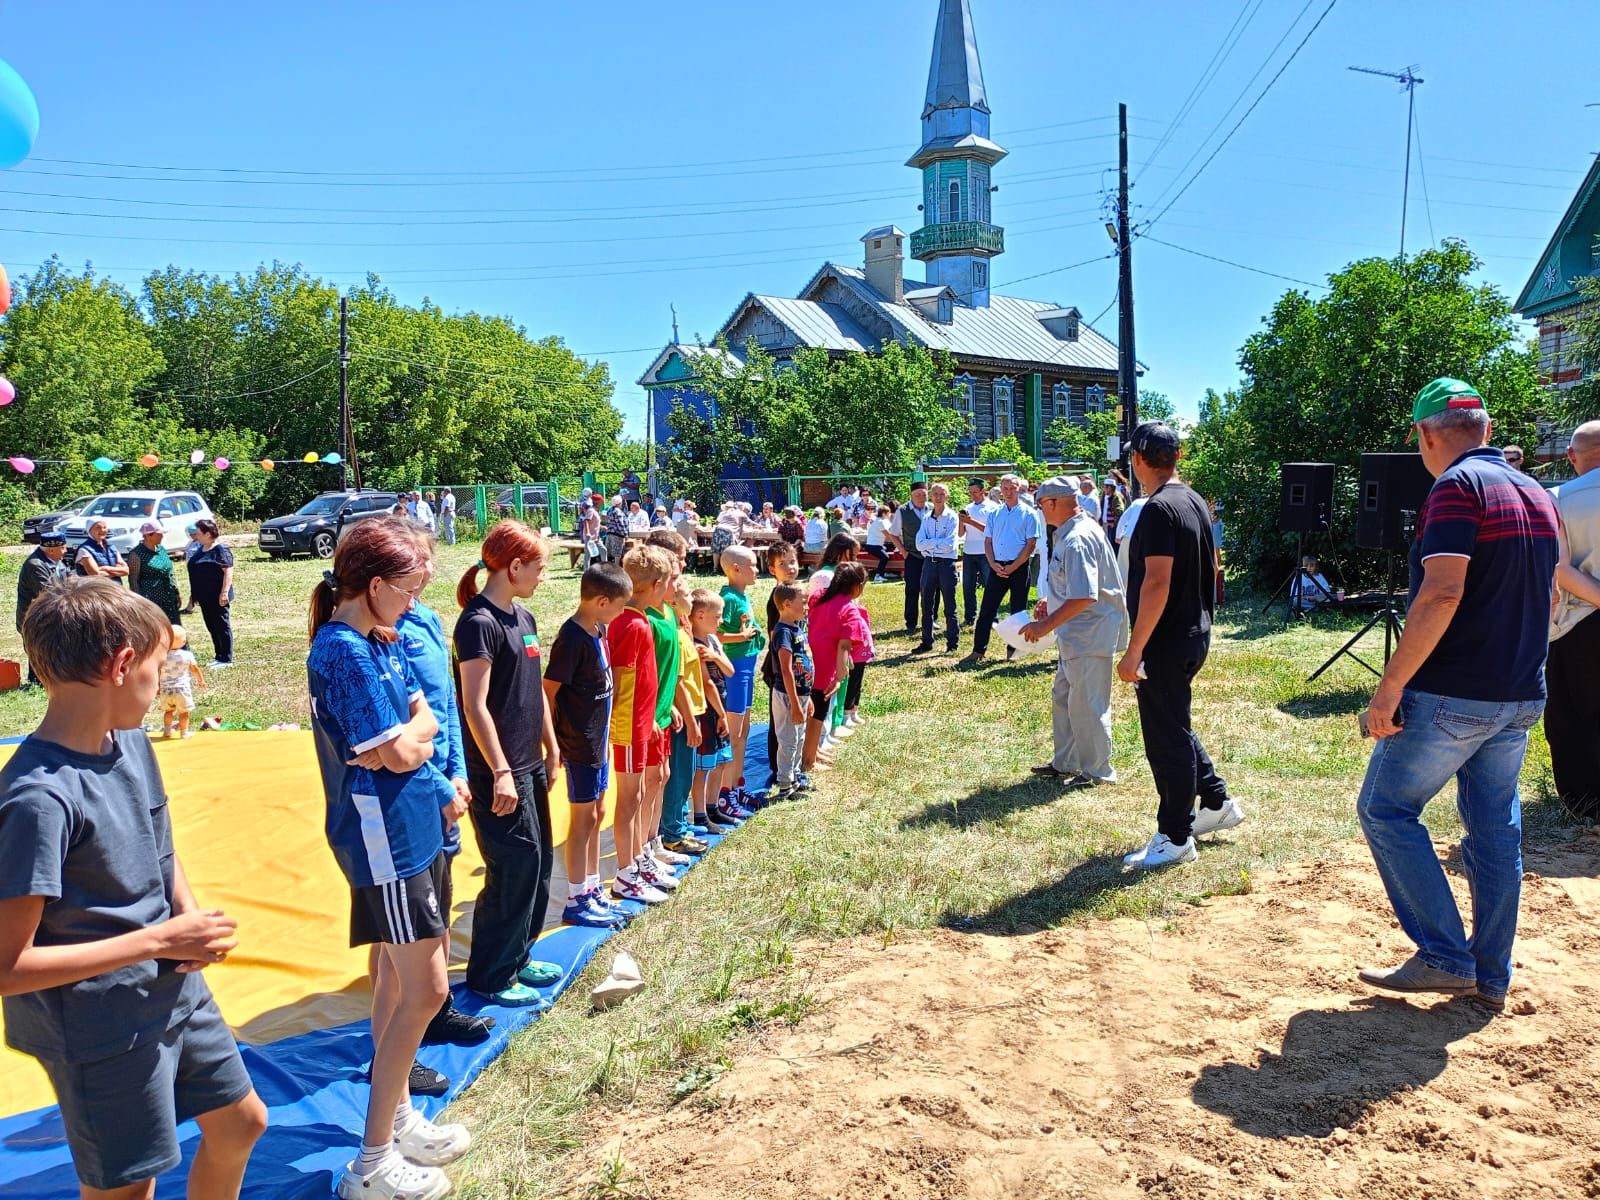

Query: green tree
974,434,1041,482
661,340,775,508
1132,388,1175,423
1191,241,1541,586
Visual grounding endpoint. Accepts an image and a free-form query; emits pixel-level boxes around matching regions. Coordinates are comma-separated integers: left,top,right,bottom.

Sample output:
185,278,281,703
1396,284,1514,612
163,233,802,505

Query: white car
57,491,215,555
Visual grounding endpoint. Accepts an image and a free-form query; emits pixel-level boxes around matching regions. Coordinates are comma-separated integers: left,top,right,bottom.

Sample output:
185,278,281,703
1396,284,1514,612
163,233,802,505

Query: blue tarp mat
0,730,771,1197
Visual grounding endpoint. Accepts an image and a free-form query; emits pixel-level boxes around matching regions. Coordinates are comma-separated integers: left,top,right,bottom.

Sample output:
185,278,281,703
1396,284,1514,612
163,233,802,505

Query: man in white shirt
913,483,961,653
439,488,457,545
959,478,996,627
966,474,1038,663
1022,476,1126,788
888,482,933,633
1077,476,1101,523
1548,420,1600,820
413,490,435,530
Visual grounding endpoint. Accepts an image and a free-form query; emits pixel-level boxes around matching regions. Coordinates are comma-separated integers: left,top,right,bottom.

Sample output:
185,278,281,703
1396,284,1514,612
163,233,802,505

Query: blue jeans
1356,688,1543,999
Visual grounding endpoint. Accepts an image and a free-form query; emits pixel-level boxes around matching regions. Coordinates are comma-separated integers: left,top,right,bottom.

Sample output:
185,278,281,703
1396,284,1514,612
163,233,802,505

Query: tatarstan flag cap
1409,377,1485,441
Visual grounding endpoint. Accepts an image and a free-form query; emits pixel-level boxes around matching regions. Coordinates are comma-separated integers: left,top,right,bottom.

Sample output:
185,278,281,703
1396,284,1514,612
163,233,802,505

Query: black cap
1131,420,1180,459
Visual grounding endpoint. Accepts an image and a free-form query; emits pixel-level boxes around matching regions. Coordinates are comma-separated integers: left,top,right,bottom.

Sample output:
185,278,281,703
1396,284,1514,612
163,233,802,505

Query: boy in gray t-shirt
0,577,264,1193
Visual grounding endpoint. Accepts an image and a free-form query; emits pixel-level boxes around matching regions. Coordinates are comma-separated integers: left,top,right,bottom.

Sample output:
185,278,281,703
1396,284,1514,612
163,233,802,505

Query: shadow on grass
1275,685,1371,719
939,852,1145,934
900,778,1066,830
1192,996,1492,1137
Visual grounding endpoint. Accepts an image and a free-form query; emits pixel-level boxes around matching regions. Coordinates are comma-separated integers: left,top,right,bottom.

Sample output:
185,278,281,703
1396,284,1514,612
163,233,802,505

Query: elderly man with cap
603,492,629,562
1022,476,1127,789
1547,420,1600,821
16,530,69,685
1355,378,1559,1011
1117,421,1242,869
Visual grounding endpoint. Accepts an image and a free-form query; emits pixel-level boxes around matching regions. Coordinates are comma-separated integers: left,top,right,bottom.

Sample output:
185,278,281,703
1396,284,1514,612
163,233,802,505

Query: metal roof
636,342,743,388
751,295,879,353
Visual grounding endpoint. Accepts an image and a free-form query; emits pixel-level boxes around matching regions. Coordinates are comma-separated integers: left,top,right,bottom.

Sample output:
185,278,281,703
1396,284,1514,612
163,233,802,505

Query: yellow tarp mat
0,730,607,1120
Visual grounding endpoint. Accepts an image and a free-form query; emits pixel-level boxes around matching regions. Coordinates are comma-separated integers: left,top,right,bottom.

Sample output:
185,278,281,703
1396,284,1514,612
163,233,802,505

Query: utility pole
1116,102,1139,497
338,295,362,491
1348,66,1424,260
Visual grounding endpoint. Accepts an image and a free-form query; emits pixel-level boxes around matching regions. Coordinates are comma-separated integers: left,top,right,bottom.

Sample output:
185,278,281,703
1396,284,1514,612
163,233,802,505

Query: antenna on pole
1349,65,1424,260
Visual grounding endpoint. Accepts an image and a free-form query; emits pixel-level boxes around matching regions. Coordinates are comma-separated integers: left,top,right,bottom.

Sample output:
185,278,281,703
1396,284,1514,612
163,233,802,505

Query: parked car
56,491,214,555
21,494,94,544
258,490,400,559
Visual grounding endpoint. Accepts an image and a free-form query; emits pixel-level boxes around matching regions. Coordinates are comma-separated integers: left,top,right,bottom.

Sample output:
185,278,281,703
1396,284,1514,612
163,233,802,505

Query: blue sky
0,0,1592,440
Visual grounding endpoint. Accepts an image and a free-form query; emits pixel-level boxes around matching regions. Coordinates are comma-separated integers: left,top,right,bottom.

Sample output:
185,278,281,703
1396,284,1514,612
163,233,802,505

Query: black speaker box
1355,453,1434,552
1278,463,1335,533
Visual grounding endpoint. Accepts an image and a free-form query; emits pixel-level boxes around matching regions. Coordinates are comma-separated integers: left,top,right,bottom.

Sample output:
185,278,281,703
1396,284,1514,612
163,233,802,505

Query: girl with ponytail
304,516,472,1196
451,520,565,1006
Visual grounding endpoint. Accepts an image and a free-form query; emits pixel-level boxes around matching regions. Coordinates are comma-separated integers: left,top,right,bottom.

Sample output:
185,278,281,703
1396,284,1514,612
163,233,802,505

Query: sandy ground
582,834,1600,1200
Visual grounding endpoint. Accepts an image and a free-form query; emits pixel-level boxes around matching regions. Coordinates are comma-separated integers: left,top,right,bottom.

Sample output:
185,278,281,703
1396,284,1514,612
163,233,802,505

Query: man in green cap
1356,377,1560,1012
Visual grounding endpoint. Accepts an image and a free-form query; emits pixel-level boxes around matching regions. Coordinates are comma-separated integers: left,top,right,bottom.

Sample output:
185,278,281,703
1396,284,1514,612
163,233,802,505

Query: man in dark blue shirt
1357,378,1560,1012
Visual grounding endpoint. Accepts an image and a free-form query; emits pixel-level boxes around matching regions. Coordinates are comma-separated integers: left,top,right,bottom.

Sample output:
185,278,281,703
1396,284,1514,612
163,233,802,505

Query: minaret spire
910,0,1005,307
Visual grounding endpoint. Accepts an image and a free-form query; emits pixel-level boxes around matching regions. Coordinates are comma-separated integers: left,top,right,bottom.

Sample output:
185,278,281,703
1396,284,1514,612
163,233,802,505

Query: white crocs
395,1110,472,1167
336,1154,451,1200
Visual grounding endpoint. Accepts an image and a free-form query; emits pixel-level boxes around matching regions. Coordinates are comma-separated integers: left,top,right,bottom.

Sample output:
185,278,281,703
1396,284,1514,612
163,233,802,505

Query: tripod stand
1262,530,1336,624
1307,551,1405,682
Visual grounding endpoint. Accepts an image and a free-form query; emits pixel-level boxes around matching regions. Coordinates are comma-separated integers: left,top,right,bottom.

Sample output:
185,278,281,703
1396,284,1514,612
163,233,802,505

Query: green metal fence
423,481,575,540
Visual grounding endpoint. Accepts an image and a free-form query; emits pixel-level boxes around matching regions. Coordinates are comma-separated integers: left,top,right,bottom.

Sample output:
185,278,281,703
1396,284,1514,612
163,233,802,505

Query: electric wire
1138,0,1267,182
1141,235,1327,288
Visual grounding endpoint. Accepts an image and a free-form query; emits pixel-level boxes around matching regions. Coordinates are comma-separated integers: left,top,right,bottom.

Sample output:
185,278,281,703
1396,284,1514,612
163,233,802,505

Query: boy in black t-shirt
545,564,633,928
765,584,813,792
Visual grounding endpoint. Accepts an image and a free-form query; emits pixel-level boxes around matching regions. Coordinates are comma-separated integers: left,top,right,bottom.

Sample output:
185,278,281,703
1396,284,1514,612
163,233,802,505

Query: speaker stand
1262,532,1335,625
1307,553,1405,682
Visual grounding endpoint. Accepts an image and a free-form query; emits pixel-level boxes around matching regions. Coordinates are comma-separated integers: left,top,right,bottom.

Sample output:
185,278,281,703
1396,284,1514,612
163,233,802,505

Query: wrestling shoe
563,894,621,929
1122,832,1197,870
611,870,668,906
394,1109,471,1167
336,1155,449,1200
634,856,679,892
710,799,746,824
421,1000,494,1046
1192,798,1245,837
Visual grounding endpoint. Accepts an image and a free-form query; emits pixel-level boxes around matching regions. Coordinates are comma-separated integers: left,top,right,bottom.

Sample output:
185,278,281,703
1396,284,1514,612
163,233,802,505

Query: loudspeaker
1355,453,1434,552
1278,463,1335,533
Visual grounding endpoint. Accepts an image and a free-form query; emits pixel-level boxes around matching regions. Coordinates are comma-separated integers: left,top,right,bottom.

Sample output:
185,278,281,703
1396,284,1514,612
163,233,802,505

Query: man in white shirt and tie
913,483,962,654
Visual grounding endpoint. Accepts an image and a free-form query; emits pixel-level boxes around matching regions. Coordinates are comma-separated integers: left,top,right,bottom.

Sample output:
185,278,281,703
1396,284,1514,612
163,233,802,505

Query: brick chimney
861,226,907,303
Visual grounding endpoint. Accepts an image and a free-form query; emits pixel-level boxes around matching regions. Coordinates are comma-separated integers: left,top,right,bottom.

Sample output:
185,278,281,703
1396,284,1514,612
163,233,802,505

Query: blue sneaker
478,982,542,1008
564,895,621,929
586,890,626,920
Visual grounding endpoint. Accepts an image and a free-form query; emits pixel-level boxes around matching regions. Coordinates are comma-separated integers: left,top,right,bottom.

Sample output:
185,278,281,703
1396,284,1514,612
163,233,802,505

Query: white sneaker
1122,832,1198,870
653,842,692,867
832,723,855,740
611,870,668,905
1192,798,1246,838
394,1110,471,1167
635,856,679,891
337,1154,451,1200
847,713,865,728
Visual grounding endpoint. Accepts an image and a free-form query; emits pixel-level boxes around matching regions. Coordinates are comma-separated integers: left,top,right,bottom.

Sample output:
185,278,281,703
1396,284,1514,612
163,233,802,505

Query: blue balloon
0,60,39,169
320,452,342,464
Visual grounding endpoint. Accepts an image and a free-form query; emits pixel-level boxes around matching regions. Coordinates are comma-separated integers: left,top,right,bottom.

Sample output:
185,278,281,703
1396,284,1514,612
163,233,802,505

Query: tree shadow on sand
940,852,1146,934
1192,996,1492,1138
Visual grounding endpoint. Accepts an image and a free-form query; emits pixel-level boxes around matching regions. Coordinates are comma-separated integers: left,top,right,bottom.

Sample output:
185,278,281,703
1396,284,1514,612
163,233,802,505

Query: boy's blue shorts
693,741,733,772
564,758,609,804
725,654,759,714
41,991,253,1190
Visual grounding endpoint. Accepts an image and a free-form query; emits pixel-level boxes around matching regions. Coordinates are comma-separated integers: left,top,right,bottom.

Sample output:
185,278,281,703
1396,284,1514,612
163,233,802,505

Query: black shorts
350,851,450,947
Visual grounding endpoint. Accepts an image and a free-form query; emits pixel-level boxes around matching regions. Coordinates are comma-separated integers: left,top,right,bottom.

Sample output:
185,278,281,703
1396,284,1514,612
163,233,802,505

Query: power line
139,359,338,401
1138,0,1268,182
1143,0,1341,235
1140,234,1328,288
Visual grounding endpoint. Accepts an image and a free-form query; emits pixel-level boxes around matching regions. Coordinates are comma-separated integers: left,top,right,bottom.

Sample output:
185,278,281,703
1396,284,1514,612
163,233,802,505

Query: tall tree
1187,241,1541,585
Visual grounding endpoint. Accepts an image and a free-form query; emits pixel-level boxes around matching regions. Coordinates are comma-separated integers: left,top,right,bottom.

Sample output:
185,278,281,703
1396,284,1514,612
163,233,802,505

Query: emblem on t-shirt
523,632,541,658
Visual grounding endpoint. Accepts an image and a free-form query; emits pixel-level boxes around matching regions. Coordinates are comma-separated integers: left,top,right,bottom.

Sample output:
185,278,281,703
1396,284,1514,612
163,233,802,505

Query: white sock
585,874,600,893
358,1143,398,1177
570,881,586,901
394,1098,413,1128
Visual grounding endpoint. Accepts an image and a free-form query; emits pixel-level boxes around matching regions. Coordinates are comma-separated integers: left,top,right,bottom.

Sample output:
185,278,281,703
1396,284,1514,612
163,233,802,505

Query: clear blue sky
0,0,1592,440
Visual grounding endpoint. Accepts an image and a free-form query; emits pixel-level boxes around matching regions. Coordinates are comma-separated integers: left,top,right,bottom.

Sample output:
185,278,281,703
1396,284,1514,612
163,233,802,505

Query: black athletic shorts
349,850,450,947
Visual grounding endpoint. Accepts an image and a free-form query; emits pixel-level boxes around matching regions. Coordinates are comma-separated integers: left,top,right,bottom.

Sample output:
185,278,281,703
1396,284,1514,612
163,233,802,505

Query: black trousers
197,598,233,664
1546,610,1600,820
866,544,890,574
962,552,990,624
464,765,553,995
843,661,866,710
920,558,958,648
902,553,925,630
1135,637,1229,843
971,566,1030,655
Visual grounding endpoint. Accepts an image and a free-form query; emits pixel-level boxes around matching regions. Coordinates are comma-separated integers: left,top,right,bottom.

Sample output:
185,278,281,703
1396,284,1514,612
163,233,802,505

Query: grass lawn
0,539,1575,1196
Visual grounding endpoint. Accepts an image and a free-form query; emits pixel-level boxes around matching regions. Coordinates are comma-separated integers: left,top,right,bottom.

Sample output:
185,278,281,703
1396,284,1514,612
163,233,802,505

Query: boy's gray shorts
40,992,254,1190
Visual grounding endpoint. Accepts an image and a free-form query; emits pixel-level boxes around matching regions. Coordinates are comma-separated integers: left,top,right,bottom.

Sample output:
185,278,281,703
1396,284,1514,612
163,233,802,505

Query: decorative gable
1515,155,1600,320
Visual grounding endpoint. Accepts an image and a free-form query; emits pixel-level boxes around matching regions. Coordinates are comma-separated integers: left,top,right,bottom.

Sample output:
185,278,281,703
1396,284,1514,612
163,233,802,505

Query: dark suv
258,490,400,559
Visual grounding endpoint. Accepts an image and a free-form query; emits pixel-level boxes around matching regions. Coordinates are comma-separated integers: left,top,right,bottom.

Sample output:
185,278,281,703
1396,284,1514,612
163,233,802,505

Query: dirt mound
582,835,1600,1199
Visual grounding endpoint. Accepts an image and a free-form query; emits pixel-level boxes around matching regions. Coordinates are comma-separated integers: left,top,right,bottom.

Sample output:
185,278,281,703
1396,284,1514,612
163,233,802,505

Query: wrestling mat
0,729,769,1198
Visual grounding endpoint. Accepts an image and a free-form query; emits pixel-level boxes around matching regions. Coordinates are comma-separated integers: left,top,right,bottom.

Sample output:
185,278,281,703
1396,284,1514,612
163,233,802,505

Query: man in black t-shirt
1117,422,1243,870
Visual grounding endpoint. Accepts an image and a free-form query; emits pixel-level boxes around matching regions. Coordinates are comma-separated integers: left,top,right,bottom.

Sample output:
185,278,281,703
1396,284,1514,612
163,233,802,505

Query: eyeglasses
379,578,427,602
1505,454,1523,462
